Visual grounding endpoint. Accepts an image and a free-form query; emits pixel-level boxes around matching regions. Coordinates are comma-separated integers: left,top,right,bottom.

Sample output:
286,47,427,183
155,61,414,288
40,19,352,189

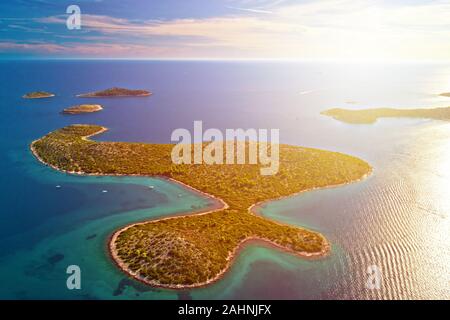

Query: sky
0,0,449,61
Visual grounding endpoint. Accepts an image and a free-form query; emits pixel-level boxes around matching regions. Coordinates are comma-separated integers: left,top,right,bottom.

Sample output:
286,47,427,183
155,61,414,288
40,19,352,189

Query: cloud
0,42,66,53
4,0,450,60
0,41,189,57
225,6,274,14
6,23,51,33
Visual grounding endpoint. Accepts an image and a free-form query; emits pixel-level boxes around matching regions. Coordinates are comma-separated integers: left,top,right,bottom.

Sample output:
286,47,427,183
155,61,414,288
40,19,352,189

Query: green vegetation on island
31,124,371,288
23,91,55,99
62,104,103,114
77,87,151,98
322,107,450,124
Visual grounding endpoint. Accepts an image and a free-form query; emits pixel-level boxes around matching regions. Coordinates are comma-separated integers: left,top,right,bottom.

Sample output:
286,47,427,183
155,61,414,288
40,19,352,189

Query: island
31,124,371,288
77,87,151,98
62,104,103,115
321,107,450,124
22,91,55,99
440,92,450,97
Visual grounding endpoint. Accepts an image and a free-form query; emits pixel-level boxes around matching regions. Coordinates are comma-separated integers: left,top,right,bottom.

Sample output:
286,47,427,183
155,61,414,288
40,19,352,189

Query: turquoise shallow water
0,60,449,299
0,167,213,299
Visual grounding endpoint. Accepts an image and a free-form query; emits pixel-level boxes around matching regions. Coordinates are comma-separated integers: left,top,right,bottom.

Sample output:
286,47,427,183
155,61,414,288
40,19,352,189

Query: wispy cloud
225,6,274,14
6,23,51,33
0,41,66,53
0,41,187,57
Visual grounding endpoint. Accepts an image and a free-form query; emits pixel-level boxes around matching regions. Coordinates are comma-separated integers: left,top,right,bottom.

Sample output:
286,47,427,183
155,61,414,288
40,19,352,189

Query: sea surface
0,60,448,299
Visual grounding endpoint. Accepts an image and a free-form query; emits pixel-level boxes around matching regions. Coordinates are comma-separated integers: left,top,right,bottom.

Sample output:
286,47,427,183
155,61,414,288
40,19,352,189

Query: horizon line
1,57,450,64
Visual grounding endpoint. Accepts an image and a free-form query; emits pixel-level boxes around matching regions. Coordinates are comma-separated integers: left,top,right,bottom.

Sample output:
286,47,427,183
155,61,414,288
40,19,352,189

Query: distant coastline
322,106,450,124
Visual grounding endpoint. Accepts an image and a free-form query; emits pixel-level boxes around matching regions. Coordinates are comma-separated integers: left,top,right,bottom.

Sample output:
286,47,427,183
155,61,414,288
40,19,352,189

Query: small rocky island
23,91,55,99
77,87,151,98
322,107,450,124
62,104,103,114
440,92,450,97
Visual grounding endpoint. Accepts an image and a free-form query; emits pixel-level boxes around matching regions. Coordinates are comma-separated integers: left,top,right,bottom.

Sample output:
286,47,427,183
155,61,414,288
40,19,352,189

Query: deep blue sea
0,60,449,299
